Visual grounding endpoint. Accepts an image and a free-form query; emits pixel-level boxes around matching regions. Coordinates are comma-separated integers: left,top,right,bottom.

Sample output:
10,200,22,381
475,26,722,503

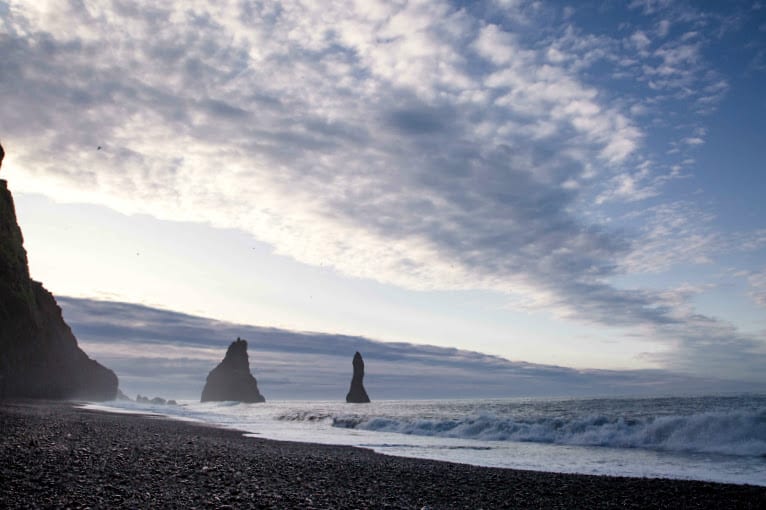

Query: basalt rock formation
346,351,370,403
136,395,177,406
0,176,118,400
201,338,265,403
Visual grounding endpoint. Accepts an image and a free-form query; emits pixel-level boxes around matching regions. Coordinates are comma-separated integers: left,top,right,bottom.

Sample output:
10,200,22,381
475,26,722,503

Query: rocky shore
1,401,764,509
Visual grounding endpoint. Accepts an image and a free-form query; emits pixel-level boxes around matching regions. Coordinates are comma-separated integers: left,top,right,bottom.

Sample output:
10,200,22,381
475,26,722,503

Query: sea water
86,394,766,486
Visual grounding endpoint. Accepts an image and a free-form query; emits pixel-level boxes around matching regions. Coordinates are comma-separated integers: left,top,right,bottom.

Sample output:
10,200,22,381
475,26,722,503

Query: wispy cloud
622,203,766,275
747,269,766,308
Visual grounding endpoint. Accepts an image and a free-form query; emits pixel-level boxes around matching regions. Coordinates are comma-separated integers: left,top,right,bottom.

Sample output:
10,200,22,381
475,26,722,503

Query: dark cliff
0,179,118,400
346,351,370,403
201,338,265,403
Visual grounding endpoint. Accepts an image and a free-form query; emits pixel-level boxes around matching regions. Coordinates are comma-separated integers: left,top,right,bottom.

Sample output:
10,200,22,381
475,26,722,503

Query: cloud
642,315,766,382
0,1,640,298
628,0,673,15
630,30,652,52
682,136,704,146
657,19,672,38
594,161,671,204
746,269,766,308
60,297,762,399
621,203,766,275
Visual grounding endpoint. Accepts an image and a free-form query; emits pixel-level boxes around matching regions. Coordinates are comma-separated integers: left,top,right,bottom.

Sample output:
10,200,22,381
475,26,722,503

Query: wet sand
1,401,764,509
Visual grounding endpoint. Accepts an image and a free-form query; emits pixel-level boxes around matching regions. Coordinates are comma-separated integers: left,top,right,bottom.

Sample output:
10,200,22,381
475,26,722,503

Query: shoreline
87,397,766,487
2,401,765,509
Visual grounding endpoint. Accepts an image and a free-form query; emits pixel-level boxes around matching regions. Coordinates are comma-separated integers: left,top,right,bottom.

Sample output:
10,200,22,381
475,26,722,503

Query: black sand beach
1,402,764,509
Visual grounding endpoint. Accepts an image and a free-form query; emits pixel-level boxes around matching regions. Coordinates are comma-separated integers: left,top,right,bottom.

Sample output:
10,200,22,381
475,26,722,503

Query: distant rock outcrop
346,351,370,403
201,338,265,403
0,175,118,401
136,394,177,405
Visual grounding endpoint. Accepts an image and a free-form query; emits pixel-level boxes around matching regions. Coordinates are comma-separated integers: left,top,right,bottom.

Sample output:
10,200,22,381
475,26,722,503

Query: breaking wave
316,410,766,457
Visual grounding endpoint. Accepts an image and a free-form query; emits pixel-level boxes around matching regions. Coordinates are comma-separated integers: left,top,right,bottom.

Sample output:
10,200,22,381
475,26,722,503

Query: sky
1,0,765,395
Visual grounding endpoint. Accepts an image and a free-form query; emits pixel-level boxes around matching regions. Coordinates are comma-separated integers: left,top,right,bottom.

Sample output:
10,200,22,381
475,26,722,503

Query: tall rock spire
346,351,371,403
201,338,266,403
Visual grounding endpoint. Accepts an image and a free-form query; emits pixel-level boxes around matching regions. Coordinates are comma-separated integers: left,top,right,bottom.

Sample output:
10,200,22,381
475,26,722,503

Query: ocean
87,394,766,487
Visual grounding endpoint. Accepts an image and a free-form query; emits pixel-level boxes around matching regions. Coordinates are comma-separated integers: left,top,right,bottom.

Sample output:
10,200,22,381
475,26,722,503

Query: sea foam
314,409,766,457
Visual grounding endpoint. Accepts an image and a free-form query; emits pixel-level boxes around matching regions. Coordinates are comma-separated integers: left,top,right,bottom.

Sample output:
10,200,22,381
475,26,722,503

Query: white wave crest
330,410,766,457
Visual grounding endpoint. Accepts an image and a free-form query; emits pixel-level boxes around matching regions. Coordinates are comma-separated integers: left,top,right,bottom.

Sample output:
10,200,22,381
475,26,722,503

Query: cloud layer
60,297,760,400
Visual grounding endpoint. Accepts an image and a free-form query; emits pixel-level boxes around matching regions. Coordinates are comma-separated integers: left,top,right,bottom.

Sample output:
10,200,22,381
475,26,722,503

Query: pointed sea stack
201,338,265,403
346,351,370,403
0,167,118,400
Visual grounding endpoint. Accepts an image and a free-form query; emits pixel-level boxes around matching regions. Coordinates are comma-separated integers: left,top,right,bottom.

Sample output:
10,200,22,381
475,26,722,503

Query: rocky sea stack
0,174,118,400
201,338,265,403
346,351,370,403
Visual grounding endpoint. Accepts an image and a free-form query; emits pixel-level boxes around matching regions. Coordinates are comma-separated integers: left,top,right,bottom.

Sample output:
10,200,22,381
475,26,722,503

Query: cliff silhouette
0,159,118,400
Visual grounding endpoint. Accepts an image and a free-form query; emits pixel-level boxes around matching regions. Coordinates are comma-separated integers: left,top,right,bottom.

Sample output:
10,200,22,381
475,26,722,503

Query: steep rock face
201,338,265,403
346,351,370,403
0,179,118,400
